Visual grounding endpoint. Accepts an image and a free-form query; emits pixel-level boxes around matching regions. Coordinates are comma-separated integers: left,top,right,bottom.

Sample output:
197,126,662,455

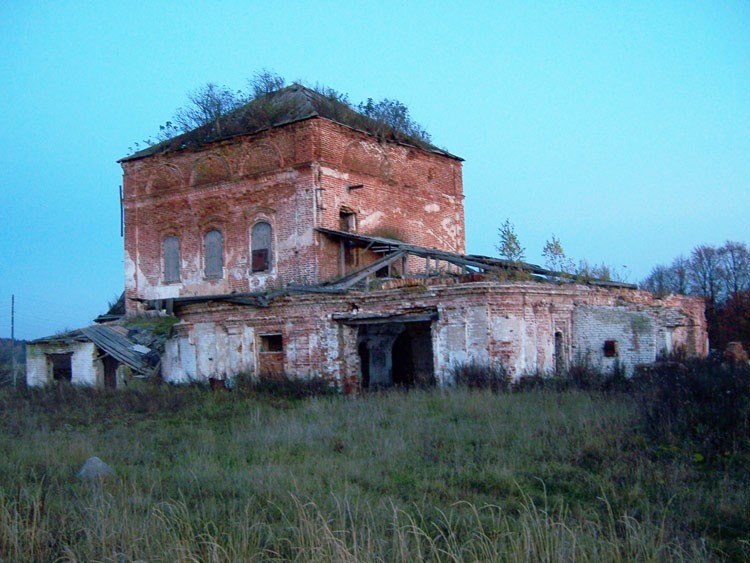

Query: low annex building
27,84,708,388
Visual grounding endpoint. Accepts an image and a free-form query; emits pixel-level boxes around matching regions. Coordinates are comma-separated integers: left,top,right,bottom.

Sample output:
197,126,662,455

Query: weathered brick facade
121,117,464,309
162,281,707,385
27,84,709,389
118,87,707,387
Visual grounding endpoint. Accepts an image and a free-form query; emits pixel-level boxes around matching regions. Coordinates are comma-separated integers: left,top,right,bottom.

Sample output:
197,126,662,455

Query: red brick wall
313,120,465,280
122,117,465,311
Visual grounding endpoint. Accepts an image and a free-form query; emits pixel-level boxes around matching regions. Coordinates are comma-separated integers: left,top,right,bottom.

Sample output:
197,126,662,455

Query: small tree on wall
133,70,435,153
174,83,245,136
248,68,286,98
543,234,573,274
497,219,525,265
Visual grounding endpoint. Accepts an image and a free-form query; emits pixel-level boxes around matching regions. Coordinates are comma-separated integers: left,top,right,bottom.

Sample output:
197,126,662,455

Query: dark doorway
392,322,435,387
258,334,284,377
355,320,435,389
102,355,119,388
339,210,356,232
48,353,73,382
555,331,566,374
392,331,414,386
358,341,370,389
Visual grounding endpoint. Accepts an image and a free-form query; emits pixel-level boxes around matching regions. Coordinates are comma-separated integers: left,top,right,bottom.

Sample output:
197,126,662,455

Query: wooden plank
332,310,438,325
326,251,407,290
81,326,150,374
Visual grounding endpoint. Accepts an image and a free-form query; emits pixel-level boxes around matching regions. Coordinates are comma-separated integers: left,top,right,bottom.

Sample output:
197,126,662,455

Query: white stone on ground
77,456,115,480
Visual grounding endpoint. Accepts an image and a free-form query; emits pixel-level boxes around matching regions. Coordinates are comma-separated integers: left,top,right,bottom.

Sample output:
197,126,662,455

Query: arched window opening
204,229,223,278
251,222,272,272
163,236,181,283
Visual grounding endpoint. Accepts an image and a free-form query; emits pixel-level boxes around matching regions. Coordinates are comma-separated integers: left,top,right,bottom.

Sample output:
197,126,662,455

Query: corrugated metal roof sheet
80,325,152,374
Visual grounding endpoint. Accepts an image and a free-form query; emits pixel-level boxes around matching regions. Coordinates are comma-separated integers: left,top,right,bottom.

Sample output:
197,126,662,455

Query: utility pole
11,294,16,387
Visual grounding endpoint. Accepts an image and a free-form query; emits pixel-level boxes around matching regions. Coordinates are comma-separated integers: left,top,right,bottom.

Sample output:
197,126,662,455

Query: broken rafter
316,227,638,288
316,227,520,274
324,250,407,290
134,229,638,315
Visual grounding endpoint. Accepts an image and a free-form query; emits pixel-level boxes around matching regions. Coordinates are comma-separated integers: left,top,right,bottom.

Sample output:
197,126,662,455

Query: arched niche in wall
148,165,184,193
342,140,387,178
196,215,226,279
190,154,231,186
399,149,423,188
380,154,393,180
241,142,283,176
244,207,277,273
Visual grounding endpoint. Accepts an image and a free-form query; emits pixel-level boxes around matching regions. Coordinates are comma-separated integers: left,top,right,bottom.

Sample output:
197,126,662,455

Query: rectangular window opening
603,340,618,358
260,334,283,352
339,211,356,232
48,353,73,382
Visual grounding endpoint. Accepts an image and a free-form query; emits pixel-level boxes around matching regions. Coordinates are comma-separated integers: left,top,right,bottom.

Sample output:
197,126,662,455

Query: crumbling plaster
26,342,99,387
121,117,465,313
161,282,707,386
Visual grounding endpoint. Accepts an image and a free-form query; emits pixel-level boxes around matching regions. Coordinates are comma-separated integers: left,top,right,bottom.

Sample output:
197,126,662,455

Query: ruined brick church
27,85,708,388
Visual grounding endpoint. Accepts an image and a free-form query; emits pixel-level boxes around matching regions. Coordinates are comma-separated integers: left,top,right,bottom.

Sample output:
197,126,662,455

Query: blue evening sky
1,1,748,340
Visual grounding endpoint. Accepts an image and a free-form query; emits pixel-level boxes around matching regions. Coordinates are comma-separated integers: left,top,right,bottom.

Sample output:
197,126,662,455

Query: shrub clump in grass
450,360,509,392
513,360,632,394
634,358,750,464
235,372,338,400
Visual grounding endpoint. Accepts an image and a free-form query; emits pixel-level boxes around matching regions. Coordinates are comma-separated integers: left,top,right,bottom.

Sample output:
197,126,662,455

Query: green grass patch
0,383,746,560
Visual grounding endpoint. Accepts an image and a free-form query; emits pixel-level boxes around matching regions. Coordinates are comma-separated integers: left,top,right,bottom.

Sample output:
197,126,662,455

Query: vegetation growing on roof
127,69,437,158
122,314,179,339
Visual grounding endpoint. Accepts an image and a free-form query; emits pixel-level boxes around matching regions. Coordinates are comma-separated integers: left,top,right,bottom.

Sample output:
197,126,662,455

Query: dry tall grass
0,383,744,560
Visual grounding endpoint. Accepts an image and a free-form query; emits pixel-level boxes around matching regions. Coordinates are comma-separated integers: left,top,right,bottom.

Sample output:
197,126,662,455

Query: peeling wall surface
572,306,655,373
28,95,711,391
26,342,99,387
121,117,465,313
162,282,707,387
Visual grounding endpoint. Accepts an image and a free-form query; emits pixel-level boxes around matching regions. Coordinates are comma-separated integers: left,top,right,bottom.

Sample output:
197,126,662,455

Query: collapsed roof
135,228,637,311
30,324,157,375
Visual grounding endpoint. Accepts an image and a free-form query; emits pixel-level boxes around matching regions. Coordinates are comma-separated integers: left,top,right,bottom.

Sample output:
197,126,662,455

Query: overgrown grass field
1,365,748,561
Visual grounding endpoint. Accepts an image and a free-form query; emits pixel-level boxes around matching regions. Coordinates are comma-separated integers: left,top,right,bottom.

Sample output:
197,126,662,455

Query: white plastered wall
26,342,98,387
